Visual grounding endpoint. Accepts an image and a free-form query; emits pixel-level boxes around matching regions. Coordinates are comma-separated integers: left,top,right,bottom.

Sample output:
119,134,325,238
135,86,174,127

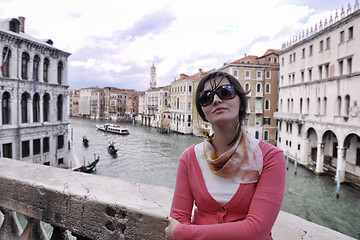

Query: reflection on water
69,117,360,239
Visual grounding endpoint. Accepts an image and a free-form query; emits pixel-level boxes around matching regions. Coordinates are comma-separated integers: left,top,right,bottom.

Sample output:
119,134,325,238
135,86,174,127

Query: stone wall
0,158,355,239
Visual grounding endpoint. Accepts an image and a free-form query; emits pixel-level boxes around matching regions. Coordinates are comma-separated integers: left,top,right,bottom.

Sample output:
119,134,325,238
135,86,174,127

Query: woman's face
200,77,241,126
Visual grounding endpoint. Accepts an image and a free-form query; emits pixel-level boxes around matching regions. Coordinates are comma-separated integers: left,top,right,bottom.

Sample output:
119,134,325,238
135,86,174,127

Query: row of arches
2,47,64,84
1,91,64,125
303,126,360,182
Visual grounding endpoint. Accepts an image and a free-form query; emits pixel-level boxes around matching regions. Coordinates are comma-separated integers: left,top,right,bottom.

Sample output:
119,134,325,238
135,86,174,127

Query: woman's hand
165,217,180,240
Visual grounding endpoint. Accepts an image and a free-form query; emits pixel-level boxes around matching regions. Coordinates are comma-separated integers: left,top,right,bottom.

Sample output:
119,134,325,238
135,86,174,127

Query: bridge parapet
0,158,355,240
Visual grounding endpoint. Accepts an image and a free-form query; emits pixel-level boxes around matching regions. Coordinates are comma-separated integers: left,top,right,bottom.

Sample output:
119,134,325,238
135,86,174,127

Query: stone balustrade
0,158,356,240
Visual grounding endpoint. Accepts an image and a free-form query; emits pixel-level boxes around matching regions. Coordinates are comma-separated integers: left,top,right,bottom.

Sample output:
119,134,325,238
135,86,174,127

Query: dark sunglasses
198,84,237,107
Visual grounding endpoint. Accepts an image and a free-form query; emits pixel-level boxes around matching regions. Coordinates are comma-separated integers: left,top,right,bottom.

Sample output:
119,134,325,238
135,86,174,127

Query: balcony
274,112,305,123
0,158,353,240
255,91,263,98
255,108,263,114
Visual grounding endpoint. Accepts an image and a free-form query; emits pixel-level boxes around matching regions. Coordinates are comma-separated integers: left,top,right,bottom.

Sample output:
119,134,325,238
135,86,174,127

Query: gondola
108,141,118,155
82,136,89,146
73,155,100,173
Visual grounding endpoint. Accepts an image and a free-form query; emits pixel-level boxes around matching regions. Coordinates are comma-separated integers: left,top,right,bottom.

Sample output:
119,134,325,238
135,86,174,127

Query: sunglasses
198,84,237,107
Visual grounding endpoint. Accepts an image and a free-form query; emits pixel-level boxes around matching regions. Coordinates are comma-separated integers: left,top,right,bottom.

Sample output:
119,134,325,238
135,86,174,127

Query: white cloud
0,0,351,90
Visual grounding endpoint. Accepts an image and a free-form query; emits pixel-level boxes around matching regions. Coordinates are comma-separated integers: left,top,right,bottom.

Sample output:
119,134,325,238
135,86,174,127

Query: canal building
138,63,171,128
0,17,71,167
218,50,280,146
68,88,80,117
276,1,360,181
170,68,214,135
78,86,105,119
103,87,128,121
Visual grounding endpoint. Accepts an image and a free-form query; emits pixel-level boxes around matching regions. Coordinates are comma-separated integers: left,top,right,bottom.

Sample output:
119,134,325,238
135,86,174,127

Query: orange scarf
203,129,263,183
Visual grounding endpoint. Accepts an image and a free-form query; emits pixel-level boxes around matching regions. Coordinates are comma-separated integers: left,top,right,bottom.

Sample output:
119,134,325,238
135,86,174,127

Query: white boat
96,123,130,135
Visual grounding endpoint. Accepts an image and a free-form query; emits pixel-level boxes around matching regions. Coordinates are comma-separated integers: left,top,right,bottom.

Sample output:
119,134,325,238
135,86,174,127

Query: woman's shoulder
258,140,285,164
179,144,197,161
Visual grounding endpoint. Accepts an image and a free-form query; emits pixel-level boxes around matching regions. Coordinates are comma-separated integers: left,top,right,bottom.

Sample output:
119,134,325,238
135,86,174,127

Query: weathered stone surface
0,158,356,240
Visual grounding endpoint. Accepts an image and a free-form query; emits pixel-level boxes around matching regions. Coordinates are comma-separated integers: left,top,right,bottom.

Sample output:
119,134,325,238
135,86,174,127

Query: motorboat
96,123,129,135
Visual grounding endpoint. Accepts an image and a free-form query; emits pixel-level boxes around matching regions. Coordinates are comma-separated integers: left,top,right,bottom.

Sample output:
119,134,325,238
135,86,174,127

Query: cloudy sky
0,0,351,91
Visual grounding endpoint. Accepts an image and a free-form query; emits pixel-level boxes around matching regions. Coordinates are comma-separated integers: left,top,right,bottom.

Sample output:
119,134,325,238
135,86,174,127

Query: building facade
0,17,71,167
219,50,280,145
170,69,211,134
276,2,360,181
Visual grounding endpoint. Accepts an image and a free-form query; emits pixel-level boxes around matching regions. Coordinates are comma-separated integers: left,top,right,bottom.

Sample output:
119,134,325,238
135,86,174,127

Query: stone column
335,147,346,183
300,138,310,165
315,142,324,173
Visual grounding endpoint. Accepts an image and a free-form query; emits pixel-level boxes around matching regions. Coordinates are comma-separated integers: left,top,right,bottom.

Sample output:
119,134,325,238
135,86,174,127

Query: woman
165,71,286,240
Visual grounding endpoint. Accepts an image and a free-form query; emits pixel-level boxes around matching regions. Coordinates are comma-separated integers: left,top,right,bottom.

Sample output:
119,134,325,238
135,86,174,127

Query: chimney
199,68,202,73
18,16,25,33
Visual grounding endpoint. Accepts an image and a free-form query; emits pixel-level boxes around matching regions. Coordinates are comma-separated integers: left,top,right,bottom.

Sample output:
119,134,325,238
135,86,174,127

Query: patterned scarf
203,129,263,183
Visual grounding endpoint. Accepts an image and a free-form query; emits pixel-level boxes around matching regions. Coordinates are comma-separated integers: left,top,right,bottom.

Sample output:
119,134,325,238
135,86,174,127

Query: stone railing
0,158,356,240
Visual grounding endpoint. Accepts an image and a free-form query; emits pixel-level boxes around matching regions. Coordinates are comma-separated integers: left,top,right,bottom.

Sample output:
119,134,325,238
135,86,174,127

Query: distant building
68,88,79,117
276,2,360,181
0,17,71,167
170,69,212,134
219,49,280,145
78,87,104,119
138,63,170,127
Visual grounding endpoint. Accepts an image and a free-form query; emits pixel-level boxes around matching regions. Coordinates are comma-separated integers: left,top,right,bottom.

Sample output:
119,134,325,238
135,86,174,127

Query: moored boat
96,123,129,135
73,155,100,173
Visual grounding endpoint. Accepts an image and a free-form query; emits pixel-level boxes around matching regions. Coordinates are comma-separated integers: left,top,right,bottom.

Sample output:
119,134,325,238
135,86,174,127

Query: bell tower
150,62,156,89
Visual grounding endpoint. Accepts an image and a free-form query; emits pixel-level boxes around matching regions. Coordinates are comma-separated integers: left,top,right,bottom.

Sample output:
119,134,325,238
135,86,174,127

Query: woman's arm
173,145,286,240
169,148,195,224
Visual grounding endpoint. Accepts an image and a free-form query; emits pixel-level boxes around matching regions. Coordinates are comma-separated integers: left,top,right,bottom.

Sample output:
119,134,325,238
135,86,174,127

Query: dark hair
195,71,249,145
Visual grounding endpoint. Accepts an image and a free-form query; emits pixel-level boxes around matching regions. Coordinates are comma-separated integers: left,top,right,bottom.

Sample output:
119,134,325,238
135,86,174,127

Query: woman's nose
212,93,222,104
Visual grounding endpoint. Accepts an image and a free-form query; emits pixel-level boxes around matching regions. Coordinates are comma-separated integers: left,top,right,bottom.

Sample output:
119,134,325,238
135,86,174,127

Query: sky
0,0,352,91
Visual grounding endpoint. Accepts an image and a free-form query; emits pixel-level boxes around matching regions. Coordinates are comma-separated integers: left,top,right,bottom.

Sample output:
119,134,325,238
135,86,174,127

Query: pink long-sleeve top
170,140,286,240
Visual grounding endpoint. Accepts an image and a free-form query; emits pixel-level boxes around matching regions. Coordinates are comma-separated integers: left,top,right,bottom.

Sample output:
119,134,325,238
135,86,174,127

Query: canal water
69,117,360,239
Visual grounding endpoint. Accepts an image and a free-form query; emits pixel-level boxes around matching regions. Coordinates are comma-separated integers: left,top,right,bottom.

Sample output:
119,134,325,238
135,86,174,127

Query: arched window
317,97,321,115
2,47,11,77
2,92,11,124
43,58,49,83
287,99,290,112
323,97,327,115
265,83,270,93
57,95,63,121
336,96,341,116
244,82,250,92
280,99,283,112
33,93,40,122
33,55,40,82
300,98,303,114
256,83,261,93
255,131,259,139
345,95,350,116
21,52,30,80
264,99,270,110
57,61,63,84
21,93,29,123
43,93,50,122
306,98,310,114
291,99,294,112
